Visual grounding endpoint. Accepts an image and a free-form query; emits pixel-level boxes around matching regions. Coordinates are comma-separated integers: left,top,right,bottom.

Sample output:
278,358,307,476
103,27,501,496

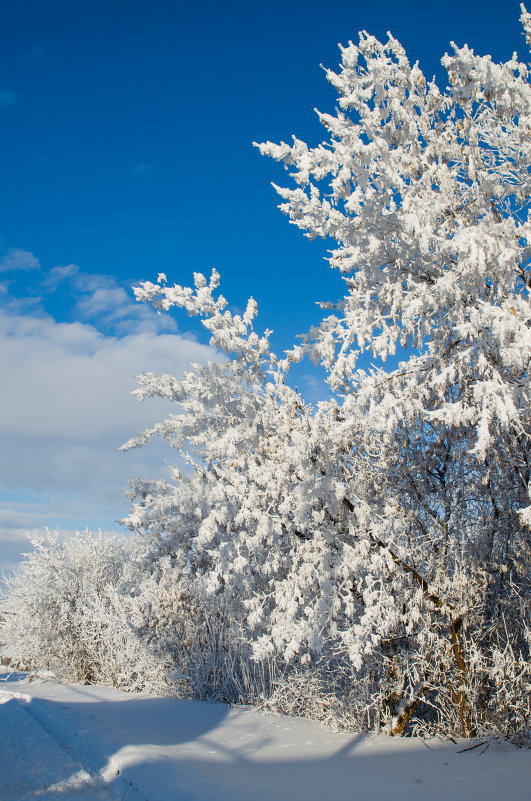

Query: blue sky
0,0,527,570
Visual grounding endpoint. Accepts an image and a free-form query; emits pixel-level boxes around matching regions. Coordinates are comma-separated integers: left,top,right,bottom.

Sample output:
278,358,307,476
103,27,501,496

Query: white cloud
74,280,175,335
0,302,218,571
0,308,208,442
0,305,213,454
76,283,138,319
41,263,79,289
0,498,126,576
0,248,40,272
39,266,178,336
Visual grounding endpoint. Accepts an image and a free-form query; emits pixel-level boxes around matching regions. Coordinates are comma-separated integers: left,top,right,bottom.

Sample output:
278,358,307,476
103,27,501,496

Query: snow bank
0,673,529,801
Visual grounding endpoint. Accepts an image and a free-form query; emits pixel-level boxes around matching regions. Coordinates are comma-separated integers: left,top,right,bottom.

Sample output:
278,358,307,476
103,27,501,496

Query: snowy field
0,673,529,801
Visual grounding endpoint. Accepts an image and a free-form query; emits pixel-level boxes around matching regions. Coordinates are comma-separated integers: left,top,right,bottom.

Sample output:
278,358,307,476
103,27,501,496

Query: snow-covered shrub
122,554,238,699
0,532,169,690
1,531,121,681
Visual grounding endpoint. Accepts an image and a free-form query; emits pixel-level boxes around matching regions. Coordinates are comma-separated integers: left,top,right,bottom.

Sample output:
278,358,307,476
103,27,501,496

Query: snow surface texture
0,674,529,801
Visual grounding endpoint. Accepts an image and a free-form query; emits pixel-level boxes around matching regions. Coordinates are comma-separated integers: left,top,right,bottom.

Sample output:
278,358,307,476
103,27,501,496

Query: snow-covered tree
254,6,531,735
120,272,339,683
0,532,169,691
122,8,531,736
2,532,123,682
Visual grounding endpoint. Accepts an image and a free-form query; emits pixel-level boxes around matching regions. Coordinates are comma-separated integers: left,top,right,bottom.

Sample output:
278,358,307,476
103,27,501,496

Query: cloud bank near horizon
0,249,218,573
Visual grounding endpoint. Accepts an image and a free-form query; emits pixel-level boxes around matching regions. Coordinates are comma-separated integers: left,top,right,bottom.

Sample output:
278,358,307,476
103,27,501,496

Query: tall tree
122,8,531,735
254,7,531,734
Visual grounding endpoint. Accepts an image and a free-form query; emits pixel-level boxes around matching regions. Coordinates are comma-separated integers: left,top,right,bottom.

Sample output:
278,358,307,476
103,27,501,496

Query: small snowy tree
1,532,125,682
120,272,340,697
0,532,170,691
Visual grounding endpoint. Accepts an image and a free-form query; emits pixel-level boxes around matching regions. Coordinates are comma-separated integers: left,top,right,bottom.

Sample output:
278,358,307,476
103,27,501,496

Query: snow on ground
0,673,529,801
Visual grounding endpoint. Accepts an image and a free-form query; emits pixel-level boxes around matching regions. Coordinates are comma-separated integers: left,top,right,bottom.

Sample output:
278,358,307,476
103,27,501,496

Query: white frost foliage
522,4,531,49
252,10,531,735
0,532,172,692
256,14,531,474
